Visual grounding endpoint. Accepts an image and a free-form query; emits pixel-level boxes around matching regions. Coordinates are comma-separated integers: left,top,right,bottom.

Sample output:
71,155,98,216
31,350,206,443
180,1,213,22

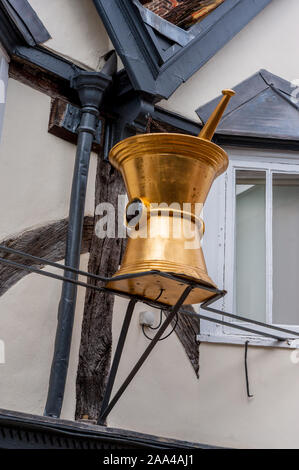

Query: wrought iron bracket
1,244,299,423
48,99,104,152
98,285,194,425
102,93,156,160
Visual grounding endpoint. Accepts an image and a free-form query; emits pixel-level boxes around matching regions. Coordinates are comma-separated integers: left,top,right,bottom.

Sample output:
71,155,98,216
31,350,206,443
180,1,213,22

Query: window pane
235,170,266,321
273,173,299,325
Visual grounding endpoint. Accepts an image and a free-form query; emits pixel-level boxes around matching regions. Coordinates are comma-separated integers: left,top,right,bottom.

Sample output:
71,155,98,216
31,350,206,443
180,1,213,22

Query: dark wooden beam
0,217,94,298
75,116,200,423
93,0,273,99
0,408,211,449
75,157,127,421
171,306,200,378
9,58,80,104
1,0,51,46
48,98,104,153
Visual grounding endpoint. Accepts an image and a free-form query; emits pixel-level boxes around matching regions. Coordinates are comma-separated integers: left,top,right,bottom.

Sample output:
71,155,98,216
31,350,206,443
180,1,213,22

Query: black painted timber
93,0,273,99
0,409,216,449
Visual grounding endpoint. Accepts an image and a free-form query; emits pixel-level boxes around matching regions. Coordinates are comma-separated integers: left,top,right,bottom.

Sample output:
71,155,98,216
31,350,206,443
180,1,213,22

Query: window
235,170,267,323
200,149,299,344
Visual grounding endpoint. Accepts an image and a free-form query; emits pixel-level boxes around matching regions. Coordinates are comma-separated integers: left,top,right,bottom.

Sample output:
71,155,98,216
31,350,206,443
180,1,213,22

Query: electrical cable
142,313,179,342
144,290,164,331
148,310,163,331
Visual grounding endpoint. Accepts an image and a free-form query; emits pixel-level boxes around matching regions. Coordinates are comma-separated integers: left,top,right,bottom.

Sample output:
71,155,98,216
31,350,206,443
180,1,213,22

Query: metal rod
1,252,297,340
44,71,113,418
0,245,220,295
198,89,235,141
182,308,286,341
245,341,253,398
201,295,299,338
0,245,162,284
0,256,107,292
98,298,137,425
0,244,110,282
0,255,217,311
0,252,215,298
0,244,222,293
98,286,193,424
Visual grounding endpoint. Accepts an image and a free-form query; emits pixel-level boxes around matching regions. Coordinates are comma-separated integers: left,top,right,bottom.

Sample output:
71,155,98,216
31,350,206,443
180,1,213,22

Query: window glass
273,173,299,325
235,170,266,322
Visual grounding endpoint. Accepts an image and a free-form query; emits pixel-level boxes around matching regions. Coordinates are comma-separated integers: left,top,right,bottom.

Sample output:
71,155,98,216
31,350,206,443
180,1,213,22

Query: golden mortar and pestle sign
106,90,235,306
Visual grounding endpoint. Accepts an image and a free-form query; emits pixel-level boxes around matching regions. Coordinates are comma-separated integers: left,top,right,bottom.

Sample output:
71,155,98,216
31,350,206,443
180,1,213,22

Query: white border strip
197,334,299,349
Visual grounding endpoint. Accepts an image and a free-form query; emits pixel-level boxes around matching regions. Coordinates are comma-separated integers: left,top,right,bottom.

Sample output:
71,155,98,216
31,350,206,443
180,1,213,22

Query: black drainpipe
44,55,116,418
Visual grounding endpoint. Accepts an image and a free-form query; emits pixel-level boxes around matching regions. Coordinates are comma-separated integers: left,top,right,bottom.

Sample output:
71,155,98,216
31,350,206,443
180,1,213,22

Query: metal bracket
1,244,299,422
98,285,193,425
48,98,104,152
245,341,254,398
102,93,156,160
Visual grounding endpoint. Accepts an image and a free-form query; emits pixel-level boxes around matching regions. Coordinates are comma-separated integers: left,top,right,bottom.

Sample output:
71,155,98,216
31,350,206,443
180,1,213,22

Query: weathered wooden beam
171,306,200,378
75,117,200,422
75,157,127,421
9,59,78,102
48,98,104,153
0,217,94,298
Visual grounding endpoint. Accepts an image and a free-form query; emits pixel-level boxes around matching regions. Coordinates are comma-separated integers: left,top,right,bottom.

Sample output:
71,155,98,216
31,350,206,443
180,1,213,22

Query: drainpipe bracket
71,71,113,110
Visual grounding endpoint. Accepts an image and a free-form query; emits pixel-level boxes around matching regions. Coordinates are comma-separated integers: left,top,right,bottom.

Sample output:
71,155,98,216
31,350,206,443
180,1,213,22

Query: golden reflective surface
107,89,234,305
106,133,228,305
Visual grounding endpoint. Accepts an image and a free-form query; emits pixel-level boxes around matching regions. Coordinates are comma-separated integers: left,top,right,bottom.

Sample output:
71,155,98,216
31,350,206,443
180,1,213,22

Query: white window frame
0,44,9,144
198,147,299,348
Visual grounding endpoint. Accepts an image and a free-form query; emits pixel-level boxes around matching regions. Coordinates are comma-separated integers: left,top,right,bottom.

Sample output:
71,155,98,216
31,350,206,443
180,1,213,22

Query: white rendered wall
27,0,111,70
0,255,89,420
160,0,299,120
2,0,299,449
0,79,97,241
0,79,97,419
107,0,299,448
109,300,299,449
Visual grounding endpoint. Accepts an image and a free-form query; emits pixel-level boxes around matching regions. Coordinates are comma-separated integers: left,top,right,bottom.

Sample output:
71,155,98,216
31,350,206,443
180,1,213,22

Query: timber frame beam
0,0,50,52
0,408,212,449
1,0,298,428
2,0,292,151
92,0,273,99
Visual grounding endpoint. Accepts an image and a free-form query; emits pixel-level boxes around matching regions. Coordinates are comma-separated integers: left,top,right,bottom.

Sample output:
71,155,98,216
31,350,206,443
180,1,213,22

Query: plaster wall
0,79,97,241
106,147,299,449
160,0,299,120
109,301,299,449
27,0,111,70
106,0,299,448
2,0,299,450
0,79,97,419
0,255,89,420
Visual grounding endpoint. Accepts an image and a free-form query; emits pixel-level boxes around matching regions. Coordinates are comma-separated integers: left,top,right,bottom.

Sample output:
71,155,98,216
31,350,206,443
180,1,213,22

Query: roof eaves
93,0,274,101
0,408,220,449
0,0,51,50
